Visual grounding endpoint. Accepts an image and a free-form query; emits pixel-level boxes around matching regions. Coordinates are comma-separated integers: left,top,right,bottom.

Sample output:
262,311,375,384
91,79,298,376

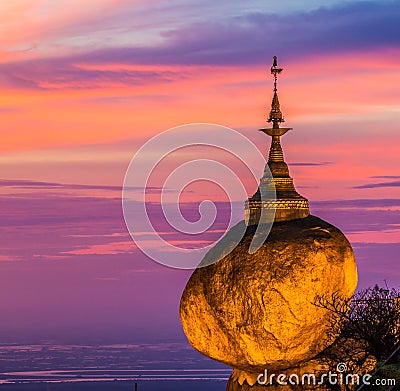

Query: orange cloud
1,51,400,154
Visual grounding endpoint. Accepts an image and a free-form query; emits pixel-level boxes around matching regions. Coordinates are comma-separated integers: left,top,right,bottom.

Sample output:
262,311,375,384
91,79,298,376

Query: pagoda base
245,199,310,225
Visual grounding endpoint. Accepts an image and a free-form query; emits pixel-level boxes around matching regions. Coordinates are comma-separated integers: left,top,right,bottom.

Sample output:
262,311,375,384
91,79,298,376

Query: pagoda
245,56,309,225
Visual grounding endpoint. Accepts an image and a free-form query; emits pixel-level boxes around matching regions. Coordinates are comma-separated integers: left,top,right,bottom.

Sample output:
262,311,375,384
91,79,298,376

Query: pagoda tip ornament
268,55,285,128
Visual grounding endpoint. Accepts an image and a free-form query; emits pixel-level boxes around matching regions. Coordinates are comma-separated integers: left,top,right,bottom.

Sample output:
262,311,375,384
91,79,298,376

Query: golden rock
180,216,358,372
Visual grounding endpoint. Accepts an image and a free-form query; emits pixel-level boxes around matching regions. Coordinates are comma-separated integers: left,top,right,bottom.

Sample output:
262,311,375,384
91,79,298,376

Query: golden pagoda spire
268,55,284,128
244,56,310,225
261,56,292,164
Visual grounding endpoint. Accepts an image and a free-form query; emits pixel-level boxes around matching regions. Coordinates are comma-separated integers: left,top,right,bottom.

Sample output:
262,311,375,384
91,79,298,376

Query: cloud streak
353,181,400,189
0,60,178,90
0,179,169,193
289,162,332,167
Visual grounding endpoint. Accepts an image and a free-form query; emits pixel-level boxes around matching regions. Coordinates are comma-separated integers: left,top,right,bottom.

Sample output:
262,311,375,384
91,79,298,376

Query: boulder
180,215,358,372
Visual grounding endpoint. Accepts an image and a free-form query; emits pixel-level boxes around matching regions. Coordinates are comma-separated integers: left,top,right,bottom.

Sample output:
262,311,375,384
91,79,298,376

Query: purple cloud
312,198,400,208
0,179,165,193
1,184,399,263
353,181,400,189
0,178,122,191
0,188,229,262
310,198,400,234
0,1,399,90
75,0,400,66
0,59,180,90
370,175,400,179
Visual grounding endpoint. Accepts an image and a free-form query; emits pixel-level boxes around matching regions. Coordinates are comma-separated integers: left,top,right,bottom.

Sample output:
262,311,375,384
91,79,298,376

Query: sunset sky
0,0,400,344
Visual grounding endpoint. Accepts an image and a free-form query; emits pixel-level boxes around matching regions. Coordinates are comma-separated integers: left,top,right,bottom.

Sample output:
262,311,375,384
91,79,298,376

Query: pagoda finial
268,56,284,129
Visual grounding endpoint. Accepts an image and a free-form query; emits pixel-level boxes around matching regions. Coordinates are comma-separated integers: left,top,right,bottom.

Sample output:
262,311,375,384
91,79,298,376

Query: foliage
313,285,400,390
316,285,400,361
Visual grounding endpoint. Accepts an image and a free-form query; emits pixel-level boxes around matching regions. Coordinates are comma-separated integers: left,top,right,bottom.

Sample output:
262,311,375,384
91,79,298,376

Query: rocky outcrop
180,215,358,373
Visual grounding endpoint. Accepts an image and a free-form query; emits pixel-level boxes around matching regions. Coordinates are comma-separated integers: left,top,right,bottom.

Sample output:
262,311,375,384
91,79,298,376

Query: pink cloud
63,241,135,255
